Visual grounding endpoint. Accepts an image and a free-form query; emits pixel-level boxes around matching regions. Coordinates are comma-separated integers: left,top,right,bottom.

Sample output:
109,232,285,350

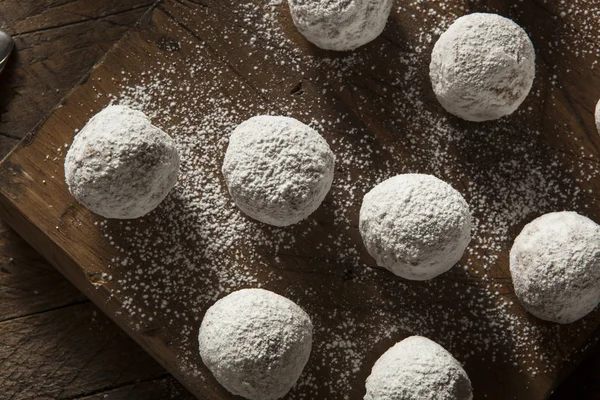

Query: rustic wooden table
0,1,598,399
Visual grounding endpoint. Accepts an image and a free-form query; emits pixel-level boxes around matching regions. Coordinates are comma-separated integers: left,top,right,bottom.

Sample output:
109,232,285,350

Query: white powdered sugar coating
359,174,472,280
64,105,179,219
85,0,600,396
222,115,335,227
595,100,600,133
430,13,535,122
510,211,600,324
198,289,313,400
288,0,393,51
365,336,473,400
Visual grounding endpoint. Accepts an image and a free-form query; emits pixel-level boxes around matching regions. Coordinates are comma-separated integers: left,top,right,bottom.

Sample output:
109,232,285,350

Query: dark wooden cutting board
1,0,599,399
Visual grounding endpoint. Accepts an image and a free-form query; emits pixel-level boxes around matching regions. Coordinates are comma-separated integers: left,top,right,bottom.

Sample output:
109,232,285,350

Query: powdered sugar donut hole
288,0,393,51
595,98,600,134
222,115,335,227
198,289,313,400
359,174,472,280
430,13,535,122
64,105,179,219
510,211,600,324
365,336,473,400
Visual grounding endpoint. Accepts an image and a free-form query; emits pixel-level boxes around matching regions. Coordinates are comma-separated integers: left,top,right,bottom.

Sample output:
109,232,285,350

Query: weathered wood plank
0,302,166,400
0,0,155,36
0,1,153,143
73,377,193,400
0,219,86,322
0,136,18,159
0,3,185,400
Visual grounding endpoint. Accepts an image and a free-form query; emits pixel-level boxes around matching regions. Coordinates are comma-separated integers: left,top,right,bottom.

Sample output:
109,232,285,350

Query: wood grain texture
74,377,194,400
0,219,85,321
0,2,191,399
0,217,191,398
0,136,18,161
0,302,168,400
0,0,599,399
0,0,154,143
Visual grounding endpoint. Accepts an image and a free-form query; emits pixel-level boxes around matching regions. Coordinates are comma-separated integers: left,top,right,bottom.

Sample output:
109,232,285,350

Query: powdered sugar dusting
430,13,536,122
64,105,180,219
288,0,393,51
365,336,472,400
360,173,472,281
199,288,313,400
510,212,600,324
74,0,600,398
222,115,335,227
